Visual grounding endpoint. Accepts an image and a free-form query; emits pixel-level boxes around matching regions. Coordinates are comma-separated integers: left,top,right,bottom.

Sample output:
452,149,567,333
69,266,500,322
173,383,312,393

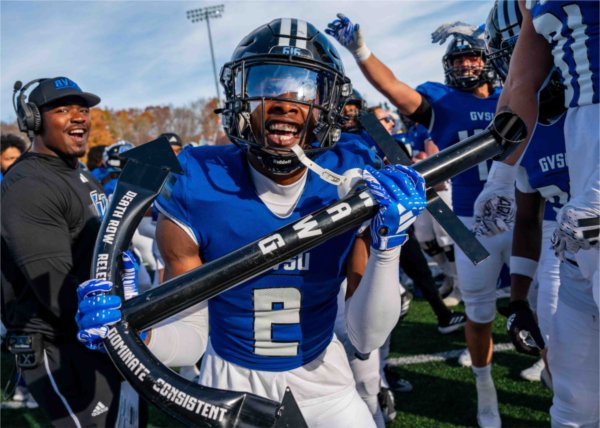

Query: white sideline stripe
44,350,82,428
386,342,514,366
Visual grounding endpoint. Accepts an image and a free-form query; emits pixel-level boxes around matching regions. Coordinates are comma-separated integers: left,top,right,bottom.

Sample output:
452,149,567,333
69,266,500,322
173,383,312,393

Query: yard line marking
386,342,514,366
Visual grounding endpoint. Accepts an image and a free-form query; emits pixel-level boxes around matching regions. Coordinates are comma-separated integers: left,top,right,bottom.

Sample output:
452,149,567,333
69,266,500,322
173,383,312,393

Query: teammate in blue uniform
486,2,598,426
405,122,431,160
100,140,134,199
480,0,599,307
76,19,427,426
326,14,507,427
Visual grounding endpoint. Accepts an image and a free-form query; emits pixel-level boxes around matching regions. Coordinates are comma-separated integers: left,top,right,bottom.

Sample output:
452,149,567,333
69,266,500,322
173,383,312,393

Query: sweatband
510,256,538,279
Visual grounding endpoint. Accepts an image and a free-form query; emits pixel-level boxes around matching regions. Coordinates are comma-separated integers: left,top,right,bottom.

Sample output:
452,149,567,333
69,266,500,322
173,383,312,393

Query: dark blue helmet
103,140,134,171
346,89,366,109
443,34,495,90
485,0,522,81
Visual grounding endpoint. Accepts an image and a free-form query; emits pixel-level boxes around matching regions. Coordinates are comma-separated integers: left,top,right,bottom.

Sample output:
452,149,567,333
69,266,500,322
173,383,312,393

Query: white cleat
458,348,472,367
477,405,502,428
519,358,544,382
443,286,462,307
476,381,501,428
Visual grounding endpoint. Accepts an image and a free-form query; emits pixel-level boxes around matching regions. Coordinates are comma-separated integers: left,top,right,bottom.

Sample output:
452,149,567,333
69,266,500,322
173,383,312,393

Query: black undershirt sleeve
407,96,433,129
2,178,80,322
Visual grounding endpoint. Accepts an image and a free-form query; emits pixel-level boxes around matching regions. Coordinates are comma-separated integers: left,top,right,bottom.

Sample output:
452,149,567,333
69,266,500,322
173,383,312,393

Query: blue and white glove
364,164,426,251
552,205,600,259
430,21,484,46
76,251,141,351
472,161,519,237
325,13,371,62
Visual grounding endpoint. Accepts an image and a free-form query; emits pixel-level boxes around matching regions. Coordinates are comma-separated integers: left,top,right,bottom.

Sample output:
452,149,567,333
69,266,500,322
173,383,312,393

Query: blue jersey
156,139,378,371
407,124,431,154
393,134,413,158
416,81,501,216
355,130,410,161
103,178,118,198
517,114,570,221
528,0,599,107
90,166,109,183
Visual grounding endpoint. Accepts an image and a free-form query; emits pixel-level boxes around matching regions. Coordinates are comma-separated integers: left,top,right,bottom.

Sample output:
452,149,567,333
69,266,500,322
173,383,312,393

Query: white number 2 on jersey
253,287,301,356
458,129,488,180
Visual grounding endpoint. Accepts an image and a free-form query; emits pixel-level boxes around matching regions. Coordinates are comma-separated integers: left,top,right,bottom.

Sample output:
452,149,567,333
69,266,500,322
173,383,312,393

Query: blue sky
1,0,494,122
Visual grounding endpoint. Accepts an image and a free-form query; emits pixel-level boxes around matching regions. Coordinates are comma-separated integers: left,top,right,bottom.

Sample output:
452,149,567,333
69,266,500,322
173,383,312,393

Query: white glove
472,161,518,237
325,13,371,62
552,205,600,259
431,21,484,46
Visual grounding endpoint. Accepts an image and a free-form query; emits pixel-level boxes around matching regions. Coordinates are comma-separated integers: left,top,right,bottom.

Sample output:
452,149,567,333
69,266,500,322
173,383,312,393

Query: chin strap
291,145,348,186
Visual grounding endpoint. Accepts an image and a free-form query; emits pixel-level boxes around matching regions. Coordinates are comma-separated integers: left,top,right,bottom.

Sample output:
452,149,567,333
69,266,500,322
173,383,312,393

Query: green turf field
1,298,552,427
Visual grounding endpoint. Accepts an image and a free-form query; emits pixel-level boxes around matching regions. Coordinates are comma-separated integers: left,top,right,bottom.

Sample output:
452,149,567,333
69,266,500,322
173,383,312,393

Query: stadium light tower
186,4,224,105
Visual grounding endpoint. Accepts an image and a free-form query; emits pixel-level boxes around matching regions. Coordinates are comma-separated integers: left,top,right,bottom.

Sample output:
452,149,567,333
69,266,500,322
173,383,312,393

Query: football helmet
341,89,366,132
484,0,522,81
443,34,494,90
103,140,134,171
346,88,366,110
219,18,352,174
485,0,565,124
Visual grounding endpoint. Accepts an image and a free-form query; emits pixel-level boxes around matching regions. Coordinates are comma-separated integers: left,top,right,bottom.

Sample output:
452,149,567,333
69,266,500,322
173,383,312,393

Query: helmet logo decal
270,45,313,59
277,18,308,49
283,46,304,56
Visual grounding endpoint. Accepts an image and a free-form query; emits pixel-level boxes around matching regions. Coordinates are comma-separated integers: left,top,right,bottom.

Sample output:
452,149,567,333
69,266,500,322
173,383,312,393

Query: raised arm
325,14,423,116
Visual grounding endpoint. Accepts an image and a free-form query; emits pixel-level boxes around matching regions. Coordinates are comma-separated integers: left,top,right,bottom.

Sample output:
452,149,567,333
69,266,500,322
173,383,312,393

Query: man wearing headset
1,77,144,427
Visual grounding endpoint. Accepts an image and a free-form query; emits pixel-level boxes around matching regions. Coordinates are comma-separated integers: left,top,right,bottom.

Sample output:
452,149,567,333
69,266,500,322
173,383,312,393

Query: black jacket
1,153,107,341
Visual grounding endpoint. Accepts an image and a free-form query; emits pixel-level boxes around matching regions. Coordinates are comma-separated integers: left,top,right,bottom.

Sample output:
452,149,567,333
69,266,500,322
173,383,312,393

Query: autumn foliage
1,97,228,155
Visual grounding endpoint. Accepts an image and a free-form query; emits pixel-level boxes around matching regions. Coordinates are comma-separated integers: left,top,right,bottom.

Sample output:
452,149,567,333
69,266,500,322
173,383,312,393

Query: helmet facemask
486,34,518,81
484,0,565,124
222,60,349,174
485,0,522,82
443,37,493,90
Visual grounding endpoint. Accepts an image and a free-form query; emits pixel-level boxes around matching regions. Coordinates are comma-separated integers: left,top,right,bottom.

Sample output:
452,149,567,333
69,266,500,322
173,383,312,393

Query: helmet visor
237,64,332,106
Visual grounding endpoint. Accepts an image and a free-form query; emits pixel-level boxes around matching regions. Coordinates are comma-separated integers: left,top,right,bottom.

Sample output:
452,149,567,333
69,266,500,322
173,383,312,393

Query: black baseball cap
160,132,183,147
29,77,101,108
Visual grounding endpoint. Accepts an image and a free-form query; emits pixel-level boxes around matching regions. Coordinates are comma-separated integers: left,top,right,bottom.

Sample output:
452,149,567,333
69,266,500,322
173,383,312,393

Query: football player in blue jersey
326,14,507,427
76,19,427,427
486,2,598,426
478,0,599,306
99,140,134,198
341,88,366,134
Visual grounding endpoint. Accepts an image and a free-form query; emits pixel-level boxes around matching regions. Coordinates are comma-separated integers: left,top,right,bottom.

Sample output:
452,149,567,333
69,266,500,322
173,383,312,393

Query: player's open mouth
67,127,87,143
265,121,302,148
